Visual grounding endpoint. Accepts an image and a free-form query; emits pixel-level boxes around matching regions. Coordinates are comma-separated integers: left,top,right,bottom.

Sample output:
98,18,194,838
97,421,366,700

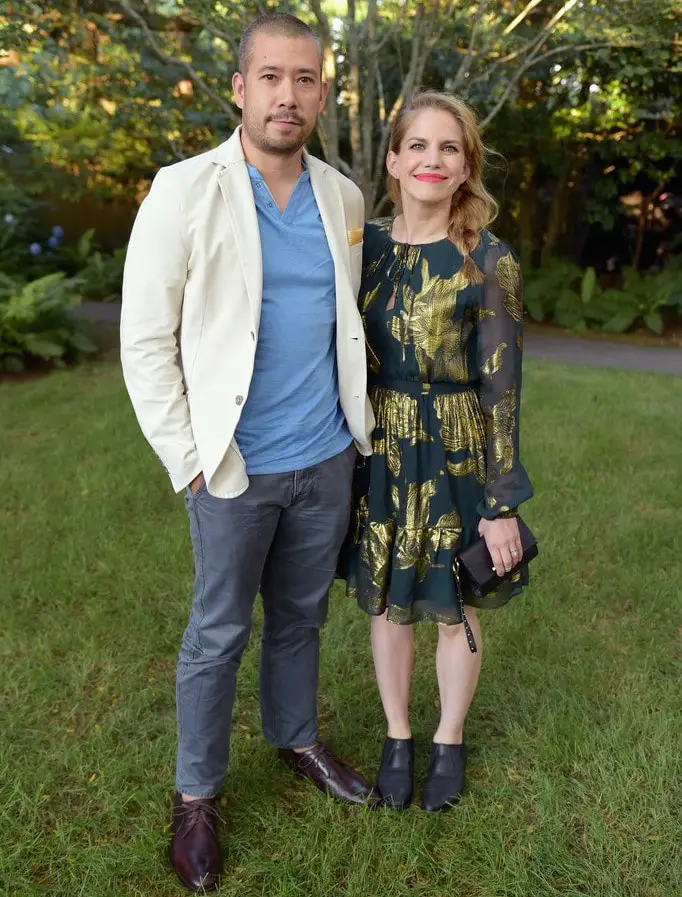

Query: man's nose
276,77,297,107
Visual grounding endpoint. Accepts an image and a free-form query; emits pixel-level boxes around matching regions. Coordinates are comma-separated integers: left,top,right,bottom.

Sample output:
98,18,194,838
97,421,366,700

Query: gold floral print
394,479,438,579
389,258,471,380
433,392,486,483
481,342,508,379
371,386,432,477
483,387,517,475
360,520,395,594
496,252,523,323
361,283,381,314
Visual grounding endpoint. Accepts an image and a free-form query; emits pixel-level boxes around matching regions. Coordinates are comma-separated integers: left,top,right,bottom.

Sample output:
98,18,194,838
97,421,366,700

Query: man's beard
243,111,312,156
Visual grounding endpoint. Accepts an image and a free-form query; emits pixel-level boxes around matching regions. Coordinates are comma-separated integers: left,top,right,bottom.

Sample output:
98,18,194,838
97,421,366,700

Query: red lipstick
414,173,447,183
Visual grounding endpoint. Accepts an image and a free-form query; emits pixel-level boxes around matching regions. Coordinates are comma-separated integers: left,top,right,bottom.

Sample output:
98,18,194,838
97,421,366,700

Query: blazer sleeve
120,167,202,493
337,175,366,297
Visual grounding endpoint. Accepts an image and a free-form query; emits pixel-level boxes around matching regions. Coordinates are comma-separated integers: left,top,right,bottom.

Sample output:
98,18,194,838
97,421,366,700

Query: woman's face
387,108,470,209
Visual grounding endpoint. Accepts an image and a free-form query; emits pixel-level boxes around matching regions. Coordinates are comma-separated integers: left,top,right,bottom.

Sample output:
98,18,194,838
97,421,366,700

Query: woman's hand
478,517,523,577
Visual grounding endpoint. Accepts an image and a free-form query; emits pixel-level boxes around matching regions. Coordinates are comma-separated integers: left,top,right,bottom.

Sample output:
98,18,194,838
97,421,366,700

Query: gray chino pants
175,443,356,797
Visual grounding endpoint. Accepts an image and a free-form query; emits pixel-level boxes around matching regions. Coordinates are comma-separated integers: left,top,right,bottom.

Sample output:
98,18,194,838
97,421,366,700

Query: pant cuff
175,785,221,798
264,730,319,750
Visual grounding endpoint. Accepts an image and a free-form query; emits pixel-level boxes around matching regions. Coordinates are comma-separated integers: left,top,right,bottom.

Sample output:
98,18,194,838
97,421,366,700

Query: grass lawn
1,357,680,897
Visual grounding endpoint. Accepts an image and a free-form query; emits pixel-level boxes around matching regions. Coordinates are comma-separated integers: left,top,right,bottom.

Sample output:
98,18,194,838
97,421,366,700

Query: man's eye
299,77,313,84
262,74,276,81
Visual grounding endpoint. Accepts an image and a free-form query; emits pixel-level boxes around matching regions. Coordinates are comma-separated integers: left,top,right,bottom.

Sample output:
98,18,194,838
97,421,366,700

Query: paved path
82,302,682,376
523,333,682,375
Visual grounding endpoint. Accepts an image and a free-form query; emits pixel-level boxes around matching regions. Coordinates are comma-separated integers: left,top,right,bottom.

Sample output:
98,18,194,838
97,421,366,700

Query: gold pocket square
347,228,364,246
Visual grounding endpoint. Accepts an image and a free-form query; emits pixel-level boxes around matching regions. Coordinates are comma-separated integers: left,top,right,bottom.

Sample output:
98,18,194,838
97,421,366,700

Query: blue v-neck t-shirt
234,163,352,474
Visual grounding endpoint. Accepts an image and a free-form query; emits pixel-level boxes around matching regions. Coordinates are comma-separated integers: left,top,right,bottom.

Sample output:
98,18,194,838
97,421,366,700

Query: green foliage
0,181,46,275
524,258,682,334
75,247,126,301
0,271,97,371
523,259,585,324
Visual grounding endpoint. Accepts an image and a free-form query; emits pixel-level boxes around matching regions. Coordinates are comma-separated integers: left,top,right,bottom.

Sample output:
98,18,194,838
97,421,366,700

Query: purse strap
452,559,478,654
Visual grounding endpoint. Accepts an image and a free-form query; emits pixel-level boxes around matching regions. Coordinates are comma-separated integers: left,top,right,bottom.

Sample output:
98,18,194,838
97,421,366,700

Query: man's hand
478,517,523,577
189,472,205,495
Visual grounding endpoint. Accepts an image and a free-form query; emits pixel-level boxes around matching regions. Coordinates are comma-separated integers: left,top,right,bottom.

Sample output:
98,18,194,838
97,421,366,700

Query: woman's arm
475,238,534,572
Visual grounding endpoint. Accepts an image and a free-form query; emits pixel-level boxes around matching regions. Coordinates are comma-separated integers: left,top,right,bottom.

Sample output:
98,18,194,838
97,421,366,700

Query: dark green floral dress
345,219,534,625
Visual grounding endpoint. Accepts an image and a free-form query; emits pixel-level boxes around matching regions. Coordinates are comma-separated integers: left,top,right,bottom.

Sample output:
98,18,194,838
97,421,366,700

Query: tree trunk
517,158,536,270
542,166,570,266
346,0,365,195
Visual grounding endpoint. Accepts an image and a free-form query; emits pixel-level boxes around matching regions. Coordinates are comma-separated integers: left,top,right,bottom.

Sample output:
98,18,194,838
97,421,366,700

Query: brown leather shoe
278,743,379,806
169,793,223,892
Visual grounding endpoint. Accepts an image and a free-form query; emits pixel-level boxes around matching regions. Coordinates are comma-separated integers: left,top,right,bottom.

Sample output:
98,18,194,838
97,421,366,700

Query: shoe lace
177,799,222,836
298,743,333,776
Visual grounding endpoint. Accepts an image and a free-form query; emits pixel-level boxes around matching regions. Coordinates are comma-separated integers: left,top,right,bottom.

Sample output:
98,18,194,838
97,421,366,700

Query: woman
345,91,533,811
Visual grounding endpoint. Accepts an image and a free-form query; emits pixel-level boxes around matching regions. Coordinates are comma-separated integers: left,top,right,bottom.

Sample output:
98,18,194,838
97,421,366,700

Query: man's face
232,32,328,156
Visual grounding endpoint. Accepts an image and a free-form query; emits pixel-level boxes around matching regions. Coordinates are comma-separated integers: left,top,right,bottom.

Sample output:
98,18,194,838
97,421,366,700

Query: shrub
523,257,682,334
76,246,126,301
0,271,97,372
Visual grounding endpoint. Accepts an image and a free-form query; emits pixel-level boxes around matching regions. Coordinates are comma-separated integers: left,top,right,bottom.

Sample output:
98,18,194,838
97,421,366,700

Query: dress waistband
369,375,479,397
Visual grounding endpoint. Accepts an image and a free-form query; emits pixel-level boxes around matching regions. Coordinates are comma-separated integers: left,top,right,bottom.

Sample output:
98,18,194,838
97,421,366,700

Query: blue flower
4,213,15,224
47,235,60,250
29,242,42,255
51,225,64,239
1,144,13,154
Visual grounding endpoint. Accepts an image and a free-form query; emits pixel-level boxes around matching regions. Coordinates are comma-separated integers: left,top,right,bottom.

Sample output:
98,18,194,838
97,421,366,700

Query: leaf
22,337,65,359
2,355,25,372
643,311,663,334
77,228,96,260
581,267,598,304
68,331,98,354
524,295,546,321
602,310,638,333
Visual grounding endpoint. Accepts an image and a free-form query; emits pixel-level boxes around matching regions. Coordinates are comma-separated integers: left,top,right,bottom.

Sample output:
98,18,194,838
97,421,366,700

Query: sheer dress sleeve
476,239,534,520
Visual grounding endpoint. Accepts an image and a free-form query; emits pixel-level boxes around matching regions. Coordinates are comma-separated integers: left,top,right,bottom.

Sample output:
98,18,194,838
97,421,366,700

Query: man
120,12,375,893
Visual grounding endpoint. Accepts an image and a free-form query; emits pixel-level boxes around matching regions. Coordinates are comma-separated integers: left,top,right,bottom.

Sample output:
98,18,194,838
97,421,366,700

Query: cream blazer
120,128,374,498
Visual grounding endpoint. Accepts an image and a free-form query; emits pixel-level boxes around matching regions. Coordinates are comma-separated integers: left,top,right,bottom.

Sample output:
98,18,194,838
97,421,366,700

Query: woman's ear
386,151,399,180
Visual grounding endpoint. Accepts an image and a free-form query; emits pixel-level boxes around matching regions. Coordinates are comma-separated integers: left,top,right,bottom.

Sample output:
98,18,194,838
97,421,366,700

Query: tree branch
307,0,339,168
502,0,546,37
371,4,432,207
452,0,490,91
117,0,240,126
362,0,378,195
199,20,240,61
478,40,647,129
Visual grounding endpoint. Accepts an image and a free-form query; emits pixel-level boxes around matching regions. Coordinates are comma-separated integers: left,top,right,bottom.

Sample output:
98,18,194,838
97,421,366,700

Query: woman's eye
409,143,424,150
443,145,458,153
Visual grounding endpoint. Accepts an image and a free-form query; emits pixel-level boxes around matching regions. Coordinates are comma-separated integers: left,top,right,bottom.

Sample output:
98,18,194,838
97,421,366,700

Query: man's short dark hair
238,12,322,74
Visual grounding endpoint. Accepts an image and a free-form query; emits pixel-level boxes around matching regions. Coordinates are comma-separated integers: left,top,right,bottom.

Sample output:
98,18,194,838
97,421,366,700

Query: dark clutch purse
453,517,538,654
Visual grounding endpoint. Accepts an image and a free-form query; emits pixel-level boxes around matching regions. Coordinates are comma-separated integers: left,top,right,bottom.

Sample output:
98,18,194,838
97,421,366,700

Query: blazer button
235,395,244,406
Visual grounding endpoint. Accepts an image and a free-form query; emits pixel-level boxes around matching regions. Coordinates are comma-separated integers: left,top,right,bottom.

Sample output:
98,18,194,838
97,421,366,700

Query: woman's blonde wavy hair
387,90,498,284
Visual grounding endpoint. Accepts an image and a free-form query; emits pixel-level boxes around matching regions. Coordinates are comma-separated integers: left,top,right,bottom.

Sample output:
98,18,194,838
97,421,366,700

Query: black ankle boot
421,743,467,811
377,737,414,809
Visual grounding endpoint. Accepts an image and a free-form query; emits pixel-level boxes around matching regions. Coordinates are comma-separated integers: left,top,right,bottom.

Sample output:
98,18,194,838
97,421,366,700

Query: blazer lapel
215,132,263,329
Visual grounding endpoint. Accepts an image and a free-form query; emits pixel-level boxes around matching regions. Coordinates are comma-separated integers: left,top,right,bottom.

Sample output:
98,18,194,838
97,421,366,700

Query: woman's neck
393,196,450,244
